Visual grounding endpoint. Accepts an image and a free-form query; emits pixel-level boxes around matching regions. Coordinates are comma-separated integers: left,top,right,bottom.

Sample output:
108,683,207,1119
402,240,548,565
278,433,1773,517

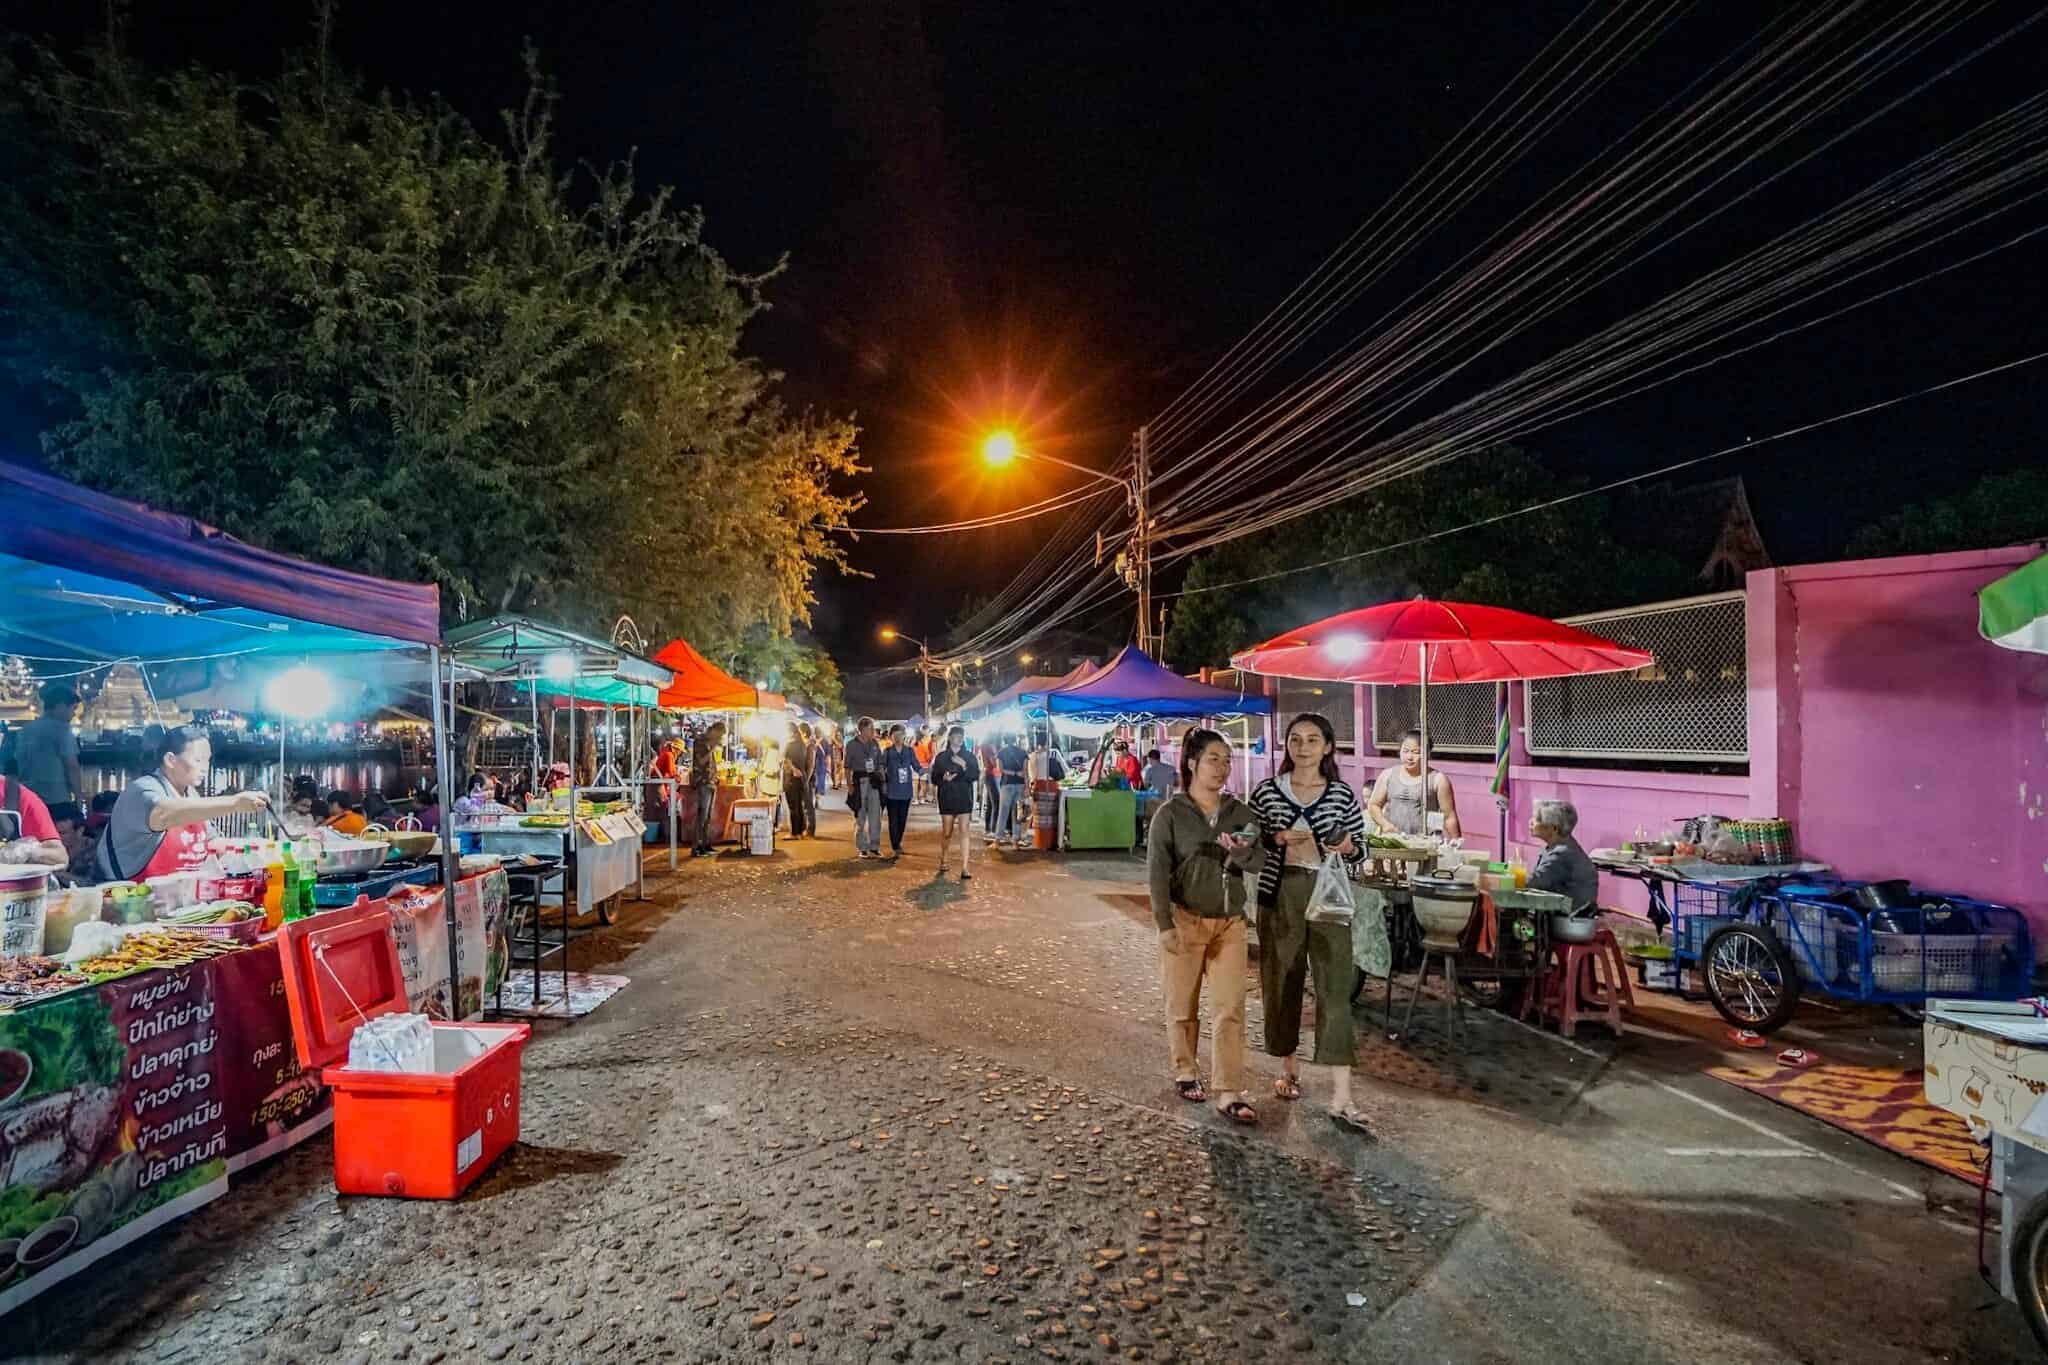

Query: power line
1161,346,2048,600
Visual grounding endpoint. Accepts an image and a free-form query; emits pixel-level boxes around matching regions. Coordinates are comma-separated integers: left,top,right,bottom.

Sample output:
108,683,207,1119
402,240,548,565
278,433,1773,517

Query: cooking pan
363,825,436,859
312,837,392,876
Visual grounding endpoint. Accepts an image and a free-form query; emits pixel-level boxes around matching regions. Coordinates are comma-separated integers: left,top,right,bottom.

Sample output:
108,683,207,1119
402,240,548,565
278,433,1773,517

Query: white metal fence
1273,677,1356,746
1524,591,1747,763
1371,682,1497,755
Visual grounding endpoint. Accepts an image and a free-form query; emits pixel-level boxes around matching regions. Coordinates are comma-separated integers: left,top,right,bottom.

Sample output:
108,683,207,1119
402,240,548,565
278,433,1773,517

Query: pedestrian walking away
784,723,817,839
844,717,885,857
881,723,922,858
1250,713,1372,1135
931,725,977,881
688,721,728,857
1147,727,1265,1125
996,734,1031,848
981,741,1003,837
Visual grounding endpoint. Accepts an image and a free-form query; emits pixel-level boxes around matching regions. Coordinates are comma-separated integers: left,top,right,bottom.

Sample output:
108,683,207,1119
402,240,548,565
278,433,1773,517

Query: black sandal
1175,1078,1207,1103
1219,1099,1258,1125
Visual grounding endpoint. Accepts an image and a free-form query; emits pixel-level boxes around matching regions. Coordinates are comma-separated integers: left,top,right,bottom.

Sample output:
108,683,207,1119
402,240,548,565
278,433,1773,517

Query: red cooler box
278,899,531,1199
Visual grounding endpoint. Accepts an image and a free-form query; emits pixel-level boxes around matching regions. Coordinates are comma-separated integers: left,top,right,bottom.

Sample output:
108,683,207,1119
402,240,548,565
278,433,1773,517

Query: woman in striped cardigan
1250,712,1372,1134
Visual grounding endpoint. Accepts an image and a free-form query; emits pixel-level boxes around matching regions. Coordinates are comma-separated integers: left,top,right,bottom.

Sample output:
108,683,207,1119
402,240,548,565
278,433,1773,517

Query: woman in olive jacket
1146,727,1265,1124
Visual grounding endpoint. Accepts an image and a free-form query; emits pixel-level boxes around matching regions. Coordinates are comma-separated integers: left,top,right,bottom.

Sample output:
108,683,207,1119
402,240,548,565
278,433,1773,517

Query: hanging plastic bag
1305,850,1357,925
1351,886,1392,979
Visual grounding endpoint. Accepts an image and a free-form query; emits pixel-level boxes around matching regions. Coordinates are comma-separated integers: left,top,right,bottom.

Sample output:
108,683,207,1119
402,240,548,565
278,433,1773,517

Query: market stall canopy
975,671,1068,717
441,615,671,687
0,461,441,660
515,677,663,708
952,688,997,721
1015,660,1102,713
1981,550,2048,655
1230,597,1653,684
652,637,783,711
1042,646,1274,721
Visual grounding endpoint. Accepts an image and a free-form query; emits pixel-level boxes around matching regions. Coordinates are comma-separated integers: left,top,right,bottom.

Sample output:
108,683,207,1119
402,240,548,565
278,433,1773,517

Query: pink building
1211,543,2048,947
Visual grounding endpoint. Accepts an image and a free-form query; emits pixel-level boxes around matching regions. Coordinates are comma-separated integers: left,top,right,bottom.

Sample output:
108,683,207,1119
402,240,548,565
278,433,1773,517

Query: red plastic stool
1526,928,1635,1039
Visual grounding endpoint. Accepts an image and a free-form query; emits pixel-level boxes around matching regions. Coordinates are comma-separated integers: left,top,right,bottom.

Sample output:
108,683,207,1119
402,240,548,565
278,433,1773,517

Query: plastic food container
0,864,49,957
278,898,529,1199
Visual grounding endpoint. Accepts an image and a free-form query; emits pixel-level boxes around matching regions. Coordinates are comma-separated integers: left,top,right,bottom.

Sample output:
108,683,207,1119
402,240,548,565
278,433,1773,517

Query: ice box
278,898,530,1198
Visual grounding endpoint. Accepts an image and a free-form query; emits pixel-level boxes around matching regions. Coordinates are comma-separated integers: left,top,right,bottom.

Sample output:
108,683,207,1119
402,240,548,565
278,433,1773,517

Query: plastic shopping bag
1351,886,1392,979
1305,850,1357,924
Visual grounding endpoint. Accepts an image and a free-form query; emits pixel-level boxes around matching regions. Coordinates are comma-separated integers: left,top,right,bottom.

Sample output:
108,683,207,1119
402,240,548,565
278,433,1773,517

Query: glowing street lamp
979,429,1020,468
880,625,934,720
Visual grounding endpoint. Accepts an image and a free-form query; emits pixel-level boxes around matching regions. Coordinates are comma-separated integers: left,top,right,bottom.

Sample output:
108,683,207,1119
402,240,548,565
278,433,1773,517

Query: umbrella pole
1417,643,1431,835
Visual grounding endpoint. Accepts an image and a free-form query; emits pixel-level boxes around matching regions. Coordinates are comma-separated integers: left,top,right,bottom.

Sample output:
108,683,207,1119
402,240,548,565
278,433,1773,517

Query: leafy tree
730,624,847,717
0,32,861,661
1162,446,1693,669
1844,465,2048,560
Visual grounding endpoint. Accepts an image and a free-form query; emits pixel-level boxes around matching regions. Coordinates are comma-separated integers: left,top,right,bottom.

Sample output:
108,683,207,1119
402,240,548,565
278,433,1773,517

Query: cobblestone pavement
4,800,2037,1363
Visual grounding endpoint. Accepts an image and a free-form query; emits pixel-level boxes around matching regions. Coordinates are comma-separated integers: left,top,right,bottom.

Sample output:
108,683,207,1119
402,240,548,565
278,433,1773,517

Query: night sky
8,2,2046,696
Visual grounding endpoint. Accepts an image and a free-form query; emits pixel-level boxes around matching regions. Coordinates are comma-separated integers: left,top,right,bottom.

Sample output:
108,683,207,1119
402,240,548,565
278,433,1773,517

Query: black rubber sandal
1219,1099,1259,1125
1175,1079,1207,1103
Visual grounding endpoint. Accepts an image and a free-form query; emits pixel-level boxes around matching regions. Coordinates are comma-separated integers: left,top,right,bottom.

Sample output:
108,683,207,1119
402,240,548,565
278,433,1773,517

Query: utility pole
919,642,932,722
1132,424,1151,655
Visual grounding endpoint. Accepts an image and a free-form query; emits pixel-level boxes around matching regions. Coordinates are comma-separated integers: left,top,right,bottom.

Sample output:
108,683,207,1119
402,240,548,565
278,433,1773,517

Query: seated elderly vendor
1526,798,1600,914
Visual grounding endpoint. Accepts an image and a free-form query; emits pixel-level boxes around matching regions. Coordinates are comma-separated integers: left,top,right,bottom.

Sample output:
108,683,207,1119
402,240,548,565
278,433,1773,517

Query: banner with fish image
0,968,230,1315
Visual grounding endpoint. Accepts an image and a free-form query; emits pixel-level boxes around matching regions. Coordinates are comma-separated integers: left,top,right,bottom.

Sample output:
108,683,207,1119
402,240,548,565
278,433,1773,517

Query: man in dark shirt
995,736,1031,848
689,722,727,856
784,724,815,839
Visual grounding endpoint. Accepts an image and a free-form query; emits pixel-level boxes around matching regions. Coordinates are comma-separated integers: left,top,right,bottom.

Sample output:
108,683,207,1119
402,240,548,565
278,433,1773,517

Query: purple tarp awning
0,462,442,647
1041,645,1273,720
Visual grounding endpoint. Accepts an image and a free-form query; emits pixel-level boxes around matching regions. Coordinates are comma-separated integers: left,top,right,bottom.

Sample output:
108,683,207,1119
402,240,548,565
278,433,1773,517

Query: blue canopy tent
0,462,441,663
0,460,464,991
1041,645,1273,721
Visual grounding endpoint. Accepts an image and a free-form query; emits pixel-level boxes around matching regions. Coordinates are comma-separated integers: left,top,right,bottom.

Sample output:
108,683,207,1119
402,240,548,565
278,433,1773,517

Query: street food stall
0,463,496,1315
653,637,789,850
1232,597,1655,1036
1038,646,1273,850
440,617,672,915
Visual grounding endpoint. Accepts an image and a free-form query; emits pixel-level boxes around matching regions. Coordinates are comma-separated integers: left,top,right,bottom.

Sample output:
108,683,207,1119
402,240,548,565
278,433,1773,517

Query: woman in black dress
930,725,979,882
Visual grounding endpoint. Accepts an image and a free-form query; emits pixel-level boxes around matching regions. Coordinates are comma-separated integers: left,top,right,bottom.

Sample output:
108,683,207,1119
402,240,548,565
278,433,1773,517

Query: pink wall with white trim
1748,546,2048,947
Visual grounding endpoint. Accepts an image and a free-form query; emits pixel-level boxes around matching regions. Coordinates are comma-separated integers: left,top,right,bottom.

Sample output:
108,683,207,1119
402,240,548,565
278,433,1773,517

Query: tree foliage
1844,465,2048,560
0,32,862,664
730,625,847,718
1162,446,1695,669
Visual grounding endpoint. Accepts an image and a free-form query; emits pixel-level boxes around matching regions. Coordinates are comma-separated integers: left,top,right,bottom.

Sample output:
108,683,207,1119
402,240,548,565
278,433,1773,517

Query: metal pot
1849,879,1912,912
1410,876,1478,949
1550,914,1598,944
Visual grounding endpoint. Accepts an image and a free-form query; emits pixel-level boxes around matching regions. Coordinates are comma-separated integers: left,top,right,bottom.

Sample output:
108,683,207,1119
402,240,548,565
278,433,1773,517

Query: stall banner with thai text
0,966,231,1316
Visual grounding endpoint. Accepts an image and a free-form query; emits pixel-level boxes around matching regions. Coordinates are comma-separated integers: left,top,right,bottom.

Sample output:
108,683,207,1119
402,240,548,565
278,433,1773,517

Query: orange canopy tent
653,638,786,712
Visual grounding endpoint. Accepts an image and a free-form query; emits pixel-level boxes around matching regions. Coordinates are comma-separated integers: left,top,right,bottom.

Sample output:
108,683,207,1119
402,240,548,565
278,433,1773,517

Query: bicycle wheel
1701,923,1802,1033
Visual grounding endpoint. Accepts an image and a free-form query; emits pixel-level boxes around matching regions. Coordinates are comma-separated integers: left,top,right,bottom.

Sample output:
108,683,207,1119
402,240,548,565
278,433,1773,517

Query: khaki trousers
1159,909,1247,1094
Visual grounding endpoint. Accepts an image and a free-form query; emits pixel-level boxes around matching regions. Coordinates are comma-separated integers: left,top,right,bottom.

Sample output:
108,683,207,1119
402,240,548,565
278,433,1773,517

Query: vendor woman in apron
1366,728,1463,841
94,725,271,882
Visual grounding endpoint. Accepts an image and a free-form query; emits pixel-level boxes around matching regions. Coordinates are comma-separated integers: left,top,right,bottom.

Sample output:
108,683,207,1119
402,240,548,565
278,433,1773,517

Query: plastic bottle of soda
293,843,320,918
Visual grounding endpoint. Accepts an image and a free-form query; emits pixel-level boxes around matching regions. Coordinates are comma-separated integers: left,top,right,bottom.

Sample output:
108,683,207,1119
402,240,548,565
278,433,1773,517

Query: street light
1020,653,1035,666
979,426,1156,653
879,625,934,721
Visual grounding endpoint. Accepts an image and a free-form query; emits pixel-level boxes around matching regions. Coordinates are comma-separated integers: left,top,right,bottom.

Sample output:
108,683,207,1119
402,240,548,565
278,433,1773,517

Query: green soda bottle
279,841,304,922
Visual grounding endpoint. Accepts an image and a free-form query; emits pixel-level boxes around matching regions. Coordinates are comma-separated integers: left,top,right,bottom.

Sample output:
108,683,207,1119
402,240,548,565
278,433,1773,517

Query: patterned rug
1707,1061,1987,1185
493,971,631,1020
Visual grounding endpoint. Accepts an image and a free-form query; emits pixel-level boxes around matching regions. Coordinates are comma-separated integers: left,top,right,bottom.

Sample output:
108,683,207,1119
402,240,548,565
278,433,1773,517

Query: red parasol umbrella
1232,598,1653,842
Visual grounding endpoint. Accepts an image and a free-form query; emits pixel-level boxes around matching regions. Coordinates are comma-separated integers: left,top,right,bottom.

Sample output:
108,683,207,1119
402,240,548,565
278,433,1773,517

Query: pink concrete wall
1749,547,2048,948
